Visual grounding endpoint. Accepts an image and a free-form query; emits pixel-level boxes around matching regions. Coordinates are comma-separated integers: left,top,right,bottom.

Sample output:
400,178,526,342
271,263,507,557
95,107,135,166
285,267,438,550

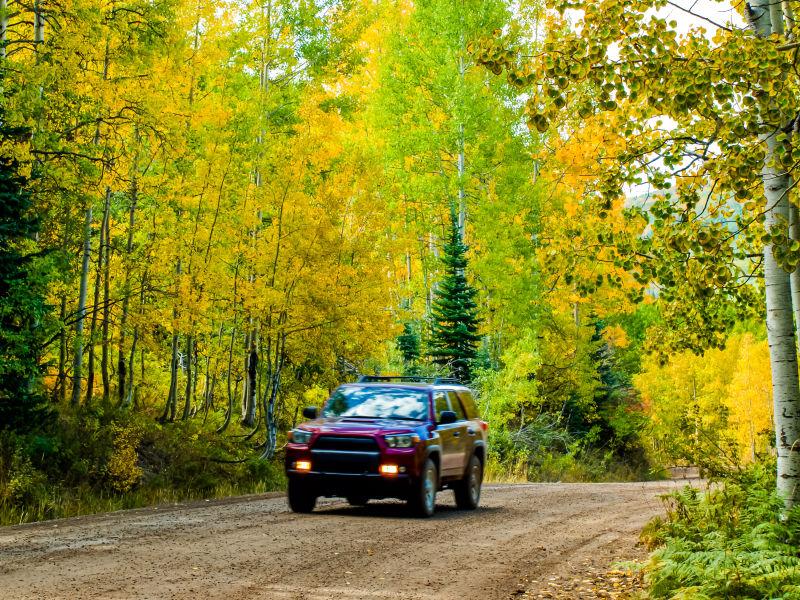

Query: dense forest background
0,0,779,533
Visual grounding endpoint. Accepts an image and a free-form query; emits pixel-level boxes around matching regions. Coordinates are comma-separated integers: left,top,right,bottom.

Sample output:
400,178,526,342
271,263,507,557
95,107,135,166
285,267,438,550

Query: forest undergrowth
0,409,284,525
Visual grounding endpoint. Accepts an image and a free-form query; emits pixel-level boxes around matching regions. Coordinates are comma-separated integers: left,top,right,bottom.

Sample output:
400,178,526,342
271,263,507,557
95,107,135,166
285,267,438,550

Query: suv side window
434,391,450,422
456,390,478,419
447,391,466,420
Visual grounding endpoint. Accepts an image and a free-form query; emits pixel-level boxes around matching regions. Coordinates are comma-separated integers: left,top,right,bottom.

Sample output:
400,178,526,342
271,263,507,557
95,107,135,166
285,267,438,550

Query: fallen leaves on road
515,565,645,599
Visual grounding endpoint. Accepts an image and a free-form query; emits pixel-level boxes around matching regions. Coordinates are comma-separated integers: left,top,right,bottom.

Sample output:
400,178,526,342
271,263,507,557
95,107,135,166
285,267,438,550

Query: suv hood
306,417,423,435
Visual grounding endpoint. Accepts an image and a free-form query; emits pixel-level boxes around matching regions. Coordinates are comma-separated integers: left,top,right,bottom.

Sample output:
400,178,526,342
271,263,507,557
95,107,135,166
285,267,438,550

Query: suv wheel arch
426,449,441,483
473,445,485,468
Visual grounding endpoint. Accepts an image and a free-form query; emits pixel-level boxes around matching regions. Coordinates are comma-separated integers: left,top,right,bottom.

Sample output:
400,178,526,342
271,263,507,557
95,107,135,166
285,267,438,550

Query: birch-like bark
785,1,796,38
203,355,212,414
790,205,800,343
101,189,111,405
1,0,8,59
752,0,800,508
181,335,193,420
85,193,107,405
119,175,138,406
216,326,237,434
240,329,250,420
243,329,258,427
33,0,44,46
125,274,145,408
126,327,137,407
457,56,466,242
56,295,67,403
160,330,179,422
217,262,239,434
71,207,93,405
763,134,800,507
260,331,285,459
161,257,181,421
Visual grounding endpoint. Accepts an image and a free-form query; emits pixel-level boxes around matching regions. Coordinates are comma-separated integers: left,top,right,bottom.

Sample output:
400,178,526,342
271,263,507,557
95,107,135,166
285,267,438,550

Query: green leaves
529,113,549,133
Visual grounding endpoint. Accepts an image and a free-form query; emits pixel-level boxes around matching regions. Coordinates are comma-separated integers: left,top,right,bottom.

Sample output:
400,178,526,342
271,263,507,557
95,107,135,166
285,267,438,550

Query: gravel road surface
0,480,697,599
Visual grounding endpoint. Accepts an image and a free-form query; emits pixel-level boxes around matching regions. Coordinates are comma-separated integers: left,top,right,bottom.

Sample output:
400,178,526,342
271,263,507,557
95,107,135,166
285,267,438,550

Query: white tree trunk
752,0,800,507
457,56,466,242
71,207,93,405
119,176,138,406
789,205,800,343
1,0,8,60
762,134,800,507
33,0,44,45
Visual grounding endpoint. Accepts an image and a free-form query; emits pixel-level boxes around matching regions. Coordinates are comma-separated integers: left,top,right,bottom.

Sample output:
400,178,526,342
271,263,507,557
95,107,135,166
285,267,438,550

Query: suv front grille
311,435,380,474
313,436,379,452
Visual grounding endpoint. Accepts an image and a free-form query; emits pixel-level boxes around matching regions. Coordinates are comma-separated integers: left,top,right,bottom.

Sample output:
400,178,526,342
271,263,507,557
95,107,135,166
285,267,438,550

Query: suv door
446,391,470,475
455,389,485,445
433,391,461,477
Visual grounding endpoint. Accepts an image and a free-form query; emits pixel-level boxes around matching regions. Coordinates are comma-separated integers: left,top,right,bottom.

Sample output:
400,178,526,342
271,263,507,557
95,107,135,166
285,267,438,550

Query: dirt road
0,481,696,599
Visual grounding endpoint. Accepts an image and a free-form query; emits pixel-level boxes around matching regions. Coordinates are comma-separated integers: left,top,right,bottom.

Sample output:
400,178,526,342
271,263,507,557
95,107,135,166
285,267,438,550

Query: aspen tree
474,0,800,505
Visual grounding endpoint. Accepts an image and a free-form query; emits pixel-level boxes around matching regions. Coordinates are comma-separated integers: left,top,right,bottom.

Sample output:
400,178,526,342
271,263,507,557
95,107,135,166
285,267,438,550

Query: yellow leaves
726,335,773,462
603,325,629,348
636,333,773,464
564,197,579,218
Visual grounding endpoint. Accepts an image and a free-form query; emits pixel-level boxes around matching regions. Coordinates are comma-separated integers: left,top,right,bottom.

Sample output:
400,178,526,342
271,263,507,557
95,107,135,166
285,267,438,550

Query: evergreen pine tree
428,210,480,382
0,105,50,430
396,322,421,367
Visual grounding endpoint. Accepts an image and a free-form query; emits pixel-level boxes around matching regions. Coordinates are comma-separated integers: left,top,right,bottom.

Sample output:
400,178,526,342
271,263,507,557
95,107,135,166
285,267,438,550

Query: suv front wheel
454,454,482,510
288,477,317,513
409,458,437,517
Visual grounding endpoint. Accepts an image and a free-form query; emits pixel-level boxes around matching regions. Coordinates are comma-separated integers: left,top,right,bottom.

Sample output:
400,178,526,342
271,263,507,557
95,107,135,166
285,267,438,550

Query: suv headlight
384,434,420,448
290,429,312,444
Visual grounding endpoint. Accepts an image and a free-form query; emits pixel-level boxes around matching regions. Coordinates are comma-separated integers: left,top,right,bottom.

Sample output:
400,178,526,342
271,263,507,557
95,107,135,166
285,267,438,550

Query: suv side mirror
302,406,318,420
438,410,457,425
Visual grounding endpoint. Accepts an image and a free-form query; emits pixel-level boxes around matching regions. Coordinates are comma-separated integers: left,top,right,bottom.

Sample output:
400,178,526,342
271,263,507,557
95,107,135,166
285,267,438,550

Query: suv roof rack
356,375,463,385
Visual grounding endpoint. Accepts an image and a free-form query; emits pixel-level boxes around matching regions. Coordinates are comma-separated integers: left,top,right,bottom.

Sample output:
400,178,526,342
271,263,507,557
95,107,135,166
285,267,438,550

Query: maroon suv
284,376,488,517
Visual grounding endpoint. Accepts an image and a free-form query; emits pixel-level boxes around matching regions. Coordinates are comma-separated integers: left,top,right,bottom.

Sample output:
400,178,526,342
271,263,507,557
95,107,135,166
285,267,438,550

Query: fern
644,465,800,599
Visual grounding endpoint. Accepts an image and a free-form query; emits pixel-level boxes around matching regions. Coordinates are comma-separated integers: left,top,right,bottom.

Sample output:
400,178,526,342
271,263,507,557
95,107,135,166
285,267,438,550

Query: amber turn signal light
295,460,311,471
379,464,399,475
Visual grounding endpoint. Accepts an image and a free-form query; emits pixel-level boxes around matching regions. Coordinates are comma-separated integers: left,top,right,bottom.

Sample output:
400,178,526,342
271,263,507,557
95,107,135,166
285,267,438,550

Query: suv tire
346,496,369,506
454,454,482,510
409,458,438,518
288,478,317,513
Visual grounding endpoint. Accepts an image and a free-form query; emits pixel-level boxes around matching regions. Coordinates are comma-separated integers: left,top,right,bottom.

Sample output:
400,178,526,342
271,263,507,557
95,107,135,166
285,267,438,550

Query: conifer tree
428,210,480,382
0,110,49,430
396,322,420,367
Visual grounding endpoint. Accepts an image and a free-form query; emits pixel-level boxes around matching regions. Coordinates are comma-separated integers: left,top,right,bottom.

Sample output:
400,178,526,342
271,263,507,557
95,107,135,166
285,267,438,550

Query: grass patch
0,408,286,526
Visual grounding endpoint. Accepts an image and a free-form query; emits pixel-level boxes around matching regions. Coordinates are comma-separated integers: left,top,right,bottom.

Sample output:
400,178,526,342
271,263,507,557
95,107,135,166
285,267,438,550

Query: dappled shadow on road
316,499,504,521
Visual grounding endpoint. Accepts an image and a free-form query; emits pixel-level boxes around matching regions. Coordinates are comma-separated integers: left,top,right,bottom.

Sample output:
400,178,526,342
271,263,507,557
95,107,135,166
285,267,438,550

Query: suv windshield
323,386,429,420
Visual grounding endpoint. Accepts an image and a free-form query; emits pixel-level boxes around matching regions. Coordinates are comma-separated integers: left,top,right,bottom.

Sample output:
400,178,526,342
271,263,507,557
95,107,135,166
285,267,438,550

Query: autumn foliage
0,0,786,564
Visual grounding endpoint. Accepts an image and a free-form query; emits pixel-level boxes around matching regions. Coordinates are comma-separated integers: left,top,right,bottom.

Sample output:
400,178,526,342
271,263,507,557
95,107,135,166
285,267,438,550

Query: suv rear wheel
288,478,317,513
408,458,437,517
454,454,482,510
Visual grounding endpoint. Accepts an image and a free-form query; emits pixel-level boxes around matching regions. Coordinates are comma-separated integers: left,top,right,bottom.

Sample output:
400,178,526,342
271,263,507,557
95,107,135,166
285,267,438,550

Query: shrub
643,465,800,599
107,423,144,493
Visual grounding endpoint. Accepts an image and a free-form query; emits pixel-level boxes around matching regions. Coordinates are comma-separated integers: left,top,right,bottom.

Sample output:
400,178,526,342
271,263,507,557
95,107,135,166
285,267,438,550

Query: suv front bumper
285,442,423,499
285,469,413,499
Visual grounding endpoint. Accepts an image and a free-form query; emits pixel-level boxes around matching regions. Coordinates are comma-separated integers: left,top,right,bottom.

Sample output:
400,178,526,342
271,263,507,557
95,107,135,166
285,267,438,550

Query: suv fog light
380,464,399,475
295,460,311,471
